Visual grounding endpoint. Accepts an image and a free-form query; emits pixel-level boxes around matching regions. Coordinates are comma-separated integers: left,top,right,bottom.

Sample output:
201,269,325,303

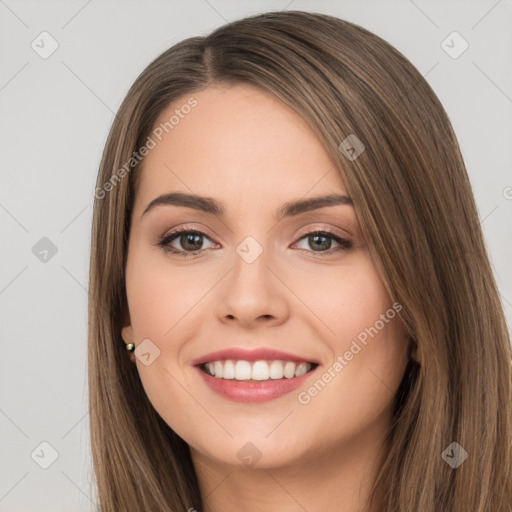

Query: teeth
203,360,313,380
223,360,235,379
295,362,309,377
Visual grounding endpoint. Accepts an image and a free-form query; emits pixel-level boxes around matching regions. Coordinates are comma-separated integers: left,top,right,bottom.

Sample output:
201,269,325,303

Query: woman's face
122,84,411,470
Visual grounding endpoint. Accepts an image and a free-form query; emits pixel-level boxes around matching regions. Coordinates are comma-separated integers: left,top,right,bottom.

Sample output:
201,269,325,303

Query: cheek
292,255,409,396
124,250,205,425
125,248,211,341
291,254,399,346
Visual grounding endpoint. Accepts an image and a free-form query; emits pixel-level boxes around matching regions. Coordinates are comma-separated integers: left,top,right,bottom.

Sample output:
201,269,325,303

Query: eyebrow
141,192,353,220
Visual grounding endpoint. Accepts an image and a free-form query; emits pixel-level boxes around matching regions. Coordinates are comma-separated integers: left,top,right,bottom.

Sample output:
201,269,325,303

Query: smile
201,359,318,381
195,360,319,403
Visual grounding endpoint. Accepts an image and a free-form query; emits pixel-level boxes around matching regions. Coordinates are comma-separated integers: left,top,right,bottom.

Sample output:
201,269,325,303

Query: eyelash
155,227,353,258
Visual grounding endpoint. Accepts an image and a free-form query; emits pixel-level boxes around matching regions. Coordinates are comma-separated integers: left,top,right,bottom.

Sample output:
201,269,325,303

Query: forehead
134,84,347,215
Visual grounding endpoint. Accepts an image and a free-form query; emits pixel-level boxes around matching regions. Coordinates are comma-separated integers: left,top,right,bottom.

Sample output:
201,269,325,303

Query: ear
120,307,133,343
409,339,420,364
121,311,136,364
121,324,136,364
121,324,134,344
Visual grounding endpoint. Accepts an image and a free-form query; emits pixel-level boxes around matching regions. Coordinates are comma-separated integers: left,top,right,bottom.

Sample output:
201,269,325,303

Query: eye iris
181,233,203,251
309,234,331,251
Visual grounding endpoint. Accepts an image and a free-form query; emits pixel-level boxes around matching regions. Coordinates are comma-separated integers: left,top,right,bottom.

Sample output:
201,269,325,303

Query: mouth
197,359,320,382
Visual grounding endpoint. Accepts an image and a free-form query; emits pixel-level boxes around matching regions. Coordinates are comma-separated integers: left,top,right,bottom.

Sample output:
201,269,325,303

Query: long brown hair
88,10,512,511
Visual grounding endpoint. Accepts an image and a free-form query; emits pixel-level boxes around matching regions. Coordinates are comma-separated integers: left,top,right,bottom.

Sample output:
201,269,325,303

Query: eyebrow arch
141,192,353,220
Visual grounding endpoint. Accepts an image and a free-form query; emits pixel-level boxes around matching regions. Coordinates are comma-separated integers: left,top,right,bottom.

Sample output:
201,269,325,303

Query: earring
126,343,135,352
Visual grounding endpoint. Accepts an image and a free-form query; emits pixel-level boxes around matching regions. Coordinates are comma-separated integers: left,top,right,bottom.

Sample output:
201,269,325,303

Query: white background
1,0,511,510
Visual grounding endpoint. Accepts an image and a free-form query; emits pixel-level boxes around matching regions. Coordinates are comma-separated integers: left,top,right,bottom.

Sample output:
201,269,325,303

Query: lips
191,347,321,402
191,347,320,366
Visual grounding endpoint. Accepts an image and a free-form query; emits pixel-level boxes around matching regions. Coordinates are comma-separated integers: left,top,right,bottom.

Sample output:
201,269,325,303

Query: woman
88,10,512,512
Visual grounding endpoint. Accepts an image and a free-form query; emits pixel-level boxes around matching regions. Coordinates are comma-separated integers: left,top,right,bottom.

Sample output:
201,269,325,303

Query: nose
215,246,290,329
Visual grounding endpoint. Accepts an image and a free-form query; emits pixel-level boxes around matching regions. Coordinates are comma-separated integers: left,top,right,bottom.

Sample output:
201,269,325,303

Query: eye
156,228,217,257
293,229,352,255
156,227,352,258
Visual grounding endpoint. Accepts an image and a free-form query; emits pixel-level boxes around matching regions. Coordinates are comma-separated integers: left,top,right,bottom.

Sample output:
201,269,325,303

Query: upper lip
191,347,320,366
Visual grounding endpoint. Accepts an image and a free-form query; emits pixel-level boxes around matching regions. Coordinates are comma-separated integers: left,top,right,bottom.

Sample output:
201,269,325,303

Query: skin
121,84,416,512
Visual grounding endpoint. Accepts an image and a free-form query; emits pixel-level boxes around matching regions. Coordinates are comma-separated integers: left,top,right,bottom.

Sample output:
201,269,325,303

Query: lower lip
194,365,318,403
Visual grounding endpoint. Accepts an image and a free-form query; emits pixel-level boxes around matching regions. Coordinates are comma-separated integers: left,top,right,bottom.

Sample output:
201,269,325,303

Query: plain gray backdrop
1,0,511,510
